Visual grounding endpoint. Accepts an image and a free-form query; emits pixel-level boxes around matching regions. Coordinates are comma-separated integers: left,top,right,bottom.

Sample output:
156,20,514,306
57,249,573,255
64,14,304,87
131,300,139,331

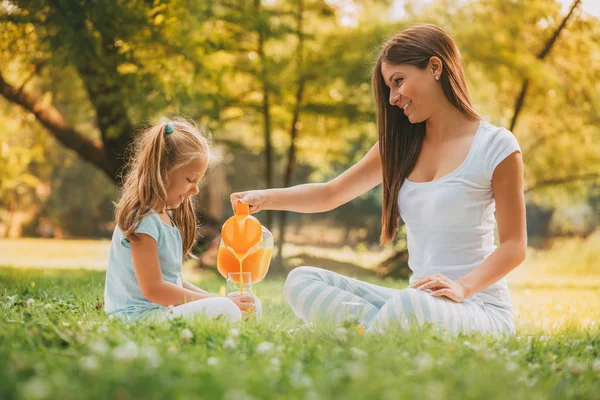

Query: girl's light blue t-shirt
104,212,183,321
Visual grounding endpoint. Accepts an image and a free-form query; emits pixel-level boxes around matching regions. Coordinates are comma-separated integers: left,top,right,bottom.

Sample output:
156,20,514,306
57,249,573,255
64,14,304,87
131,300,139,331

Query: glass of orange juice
226,272,253,296
340,301,365,334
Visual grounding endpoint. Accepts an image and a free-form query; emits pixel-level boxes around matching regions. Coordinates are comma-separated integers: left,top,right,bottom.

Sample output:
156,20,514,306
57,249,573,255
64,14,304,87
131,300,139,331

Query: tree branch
0,70,110,178
510,0,582,132
525,172,599,193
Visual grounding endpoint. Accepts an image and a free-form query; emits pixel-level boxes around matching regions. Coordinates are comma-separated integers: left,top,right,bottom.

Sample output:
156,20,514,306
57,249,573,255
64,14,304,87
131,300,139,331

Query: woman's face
165,157,208,209
381,60,441,124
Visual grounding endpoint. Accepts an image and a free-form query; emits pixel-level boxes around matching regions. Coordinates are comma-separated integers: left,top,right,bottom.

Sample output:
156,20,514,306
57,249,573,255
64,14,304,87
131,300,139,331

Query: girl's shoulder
117,211,167,249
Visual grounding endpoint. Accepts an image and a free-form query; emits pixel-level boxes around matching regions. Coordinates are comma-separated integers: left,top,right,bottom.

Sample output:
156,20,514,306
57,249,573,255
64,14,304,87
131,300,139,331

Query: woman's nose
389,90,399,106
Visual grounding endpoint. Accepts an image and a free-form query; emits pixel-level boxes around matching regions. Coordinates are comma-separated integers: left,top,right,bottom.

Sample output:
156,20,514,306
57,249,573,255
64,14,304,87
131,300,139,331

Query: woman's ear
429,56,443,79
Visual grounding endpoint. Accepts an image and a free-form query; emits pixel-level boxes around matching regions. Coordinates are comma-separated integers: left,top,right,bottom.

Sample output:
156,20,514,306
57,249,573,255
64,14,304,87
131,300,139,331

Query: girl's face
165,157,208,209
381,60,441,124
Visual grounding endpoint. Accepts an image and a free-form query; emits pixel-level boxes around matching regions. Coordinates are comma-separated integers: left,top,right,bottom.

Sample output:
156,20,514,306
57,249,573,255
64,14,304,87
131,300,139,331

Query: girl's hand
227,293,256,311
410,274,467,303
230,190,267,214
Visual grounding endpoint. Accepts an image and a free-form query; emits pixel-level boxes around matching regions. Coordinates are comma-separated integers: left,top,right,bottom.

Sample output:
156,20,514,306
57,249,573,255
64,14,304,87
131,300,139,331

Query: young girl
231,24,526,335
104,118,261,322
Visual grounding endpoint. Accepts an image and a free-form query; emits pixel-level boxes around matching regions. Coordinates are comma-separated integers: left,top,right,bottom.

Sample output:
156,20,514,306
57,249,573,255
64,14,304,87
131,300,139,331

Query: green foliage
1,0,599,239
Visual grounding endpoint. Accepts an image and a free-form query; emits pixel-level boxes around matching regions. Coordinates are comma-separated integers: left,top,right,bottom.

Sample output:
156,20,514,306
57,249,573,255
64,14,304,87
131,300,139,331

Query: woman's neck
425,101,479,144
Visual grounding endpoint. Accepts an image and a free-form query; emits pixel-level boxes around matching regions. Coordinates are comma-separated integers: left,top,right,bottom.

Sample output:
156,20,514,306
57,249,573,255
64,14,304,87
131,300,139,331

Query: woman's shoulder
476,120,521,180
478,120,517,143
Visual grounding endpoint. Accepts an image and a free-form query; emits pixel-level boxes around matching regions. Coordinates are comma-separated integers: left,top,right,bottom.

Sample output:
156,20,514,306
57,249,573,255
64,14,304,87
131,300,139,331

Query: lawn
1,235,600,399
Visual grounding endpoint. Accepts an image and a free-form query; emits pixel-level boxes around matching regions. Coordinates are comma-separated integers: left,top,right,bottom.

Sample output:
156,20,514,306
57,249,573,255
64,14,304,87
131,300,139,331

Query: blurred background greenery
0,0,598,278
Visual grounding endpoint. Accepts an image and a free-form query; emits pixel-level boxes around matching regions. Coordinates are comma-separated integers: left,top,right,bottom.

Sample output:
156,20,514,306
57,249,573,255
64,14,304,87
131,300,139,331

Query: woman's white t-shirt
399,120,521,308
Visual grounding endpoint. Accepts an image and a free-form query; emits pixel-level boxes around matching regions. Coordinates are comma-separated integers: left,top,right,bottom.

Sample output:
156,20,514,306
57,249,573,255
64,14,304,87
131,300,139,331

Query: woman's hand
230,190,268,214
227,293,256,311
410,274,468,303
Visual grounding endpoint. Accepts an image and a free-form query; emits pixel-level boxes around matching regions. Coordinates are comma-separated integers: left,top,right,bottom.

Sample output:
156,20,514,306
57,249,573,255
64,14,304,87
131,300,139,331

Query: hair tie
164,122,174,134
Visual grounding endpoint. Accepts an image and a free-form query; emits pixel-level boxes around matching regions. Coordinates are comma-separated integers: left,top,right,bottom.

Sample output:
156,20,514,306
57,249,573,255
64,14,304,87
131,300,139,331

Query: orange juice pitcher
217,202,273,285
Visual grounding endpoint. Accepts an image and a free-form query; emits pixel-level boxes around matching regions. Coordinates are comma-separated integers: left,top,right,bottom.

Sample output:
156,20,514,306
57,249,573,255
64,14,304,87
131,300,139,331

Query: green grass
1,267,600,400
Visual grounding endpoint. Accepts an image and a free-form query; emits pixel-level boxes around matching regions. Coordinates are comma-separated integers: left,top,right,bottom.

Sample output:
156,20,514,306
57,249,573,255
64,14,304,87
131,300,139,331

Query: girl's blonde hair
115,117,213,259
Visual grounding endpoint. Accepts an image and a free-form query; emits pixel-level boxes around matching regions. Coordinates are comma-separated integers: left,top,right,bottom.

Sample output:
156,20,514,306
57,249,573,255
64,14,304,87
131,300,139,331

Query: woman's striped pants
283,266,515,335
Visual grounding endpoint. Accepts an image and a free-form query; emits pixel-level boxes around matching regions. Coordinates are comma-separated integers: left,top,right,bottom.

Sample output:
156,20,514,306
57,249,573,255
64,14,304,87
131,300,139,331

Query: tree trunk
376,249,411,280
510,0,581,132
274,0,306,273
255,0,274,230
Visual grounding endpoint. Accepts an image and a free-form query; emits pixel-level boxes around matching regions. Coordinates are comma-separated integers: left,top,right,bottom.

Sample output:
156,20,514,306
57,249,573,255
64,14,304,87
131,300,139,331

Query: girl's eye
395,78,403,86
186,178,193,183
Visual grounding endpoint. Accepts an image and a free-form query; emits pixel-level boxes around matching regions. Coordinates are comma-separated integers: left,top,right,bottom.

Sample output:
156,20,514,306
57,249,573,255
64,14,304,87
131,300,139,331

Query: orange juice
217,201,273,290
217,245,273,284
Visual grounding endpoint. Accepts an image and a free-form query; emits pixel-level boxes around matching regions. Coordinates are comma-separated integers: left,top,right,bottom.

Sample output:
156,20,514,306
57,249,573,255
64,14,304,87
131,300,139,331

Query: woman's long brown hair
372,24,479,245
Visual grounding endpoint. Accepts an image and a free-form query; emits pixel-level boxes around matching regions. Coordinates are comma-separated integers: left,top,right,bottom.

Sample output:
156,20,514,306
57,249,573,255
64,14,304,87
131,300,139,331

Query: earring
435,75,440,81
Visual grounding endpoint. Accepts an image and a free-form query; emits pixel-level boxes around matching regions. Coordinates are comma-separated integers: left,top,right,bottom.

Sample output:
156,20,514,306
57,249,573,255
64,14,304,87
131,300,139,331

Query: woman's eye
395,78,403,86
186,178,193,183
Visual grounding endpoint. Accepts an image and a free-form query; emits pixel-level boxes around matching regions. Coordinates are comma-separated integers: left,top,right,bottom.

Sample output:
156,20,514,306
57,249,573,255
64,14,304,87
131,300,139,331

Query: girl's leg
162,297,243,322
284,266,397,326
369,287,513,335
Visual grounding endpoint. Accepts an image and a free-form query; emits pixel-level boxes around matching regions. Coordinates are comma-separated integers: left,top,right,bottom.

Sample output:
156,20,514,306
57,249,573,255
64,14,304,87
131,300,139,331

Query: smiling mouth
402,100,412,112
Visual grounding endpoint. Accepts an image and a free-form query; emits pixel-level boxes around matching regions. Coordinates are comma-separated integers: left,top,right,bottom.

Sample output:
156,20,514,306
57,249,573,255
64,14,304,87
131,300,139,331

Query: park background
1,0,600,399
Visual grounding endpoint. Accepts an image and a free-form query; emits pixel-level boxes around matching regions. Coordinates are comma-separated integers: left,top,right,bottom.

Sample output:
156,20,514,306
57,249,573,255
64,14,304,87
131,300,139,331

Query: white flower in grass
113,341,139,362
505,361,518,372
415,353,434,373
335,327,347,341
256,341,275,354
305,391,320,400
96,325,108,335
350,347,367,360
167,345,178,354
229,328,240,338
585,345,594,352
141,345,161,368
345,361,364,378
89,340,109,355
270,357,280,369
223,338,237,350
207,357,219,366
565,357,585,375
26,298,35,307
80,356,99,372
21,377,51,400
44,304,52,309
223,389,258,400
180,328,193,343
592,359,600,375
62,322,70,327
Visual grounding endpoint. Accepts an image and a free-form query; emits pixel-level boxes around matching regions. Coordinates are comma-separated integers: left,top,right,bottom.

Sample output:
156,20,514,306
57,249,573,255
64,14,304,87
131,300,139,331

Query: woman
230,24,526,335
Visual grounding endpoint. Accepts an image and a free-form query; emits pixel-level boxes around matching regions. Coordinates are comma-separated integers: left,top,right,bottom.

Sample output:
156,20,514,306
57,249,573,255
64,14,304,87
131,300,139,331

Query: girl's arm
130,235,212,306
230,142,382,214
182,280,213,296
411,151,527,301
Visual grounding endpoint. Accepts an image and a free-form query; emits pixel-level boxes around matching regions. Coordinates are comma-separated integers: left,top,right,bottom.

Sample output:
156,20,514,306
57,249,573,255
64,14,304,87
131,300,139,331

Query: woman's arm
230,142,382,214
130,235,212,306
411,151,527,301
